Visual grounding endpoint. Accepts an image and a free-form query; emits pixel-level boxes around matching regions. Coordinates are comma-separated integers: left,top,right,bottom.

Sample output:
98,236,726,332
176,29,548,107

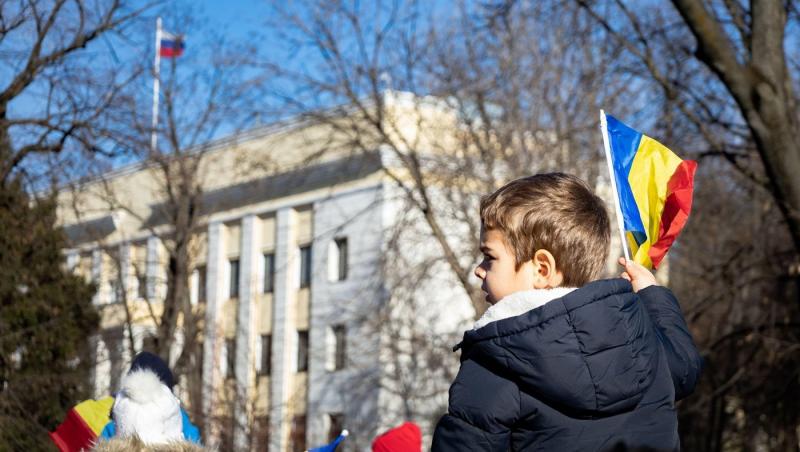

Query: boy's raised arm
638,284,703,399
620,258,703,399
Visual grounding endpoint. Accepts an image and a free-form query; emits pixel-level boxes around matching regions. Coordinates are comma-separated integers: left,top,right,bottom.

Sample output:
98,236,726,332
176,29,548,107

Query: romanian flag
160,31,185,58
49,396,114,452
601,112,697,269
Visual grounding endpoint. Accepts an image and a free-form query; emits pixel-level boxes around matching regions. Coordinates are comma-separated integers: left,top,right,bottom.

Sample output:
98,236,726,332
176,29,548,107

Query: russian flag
602,112,697,269
160,31,184,58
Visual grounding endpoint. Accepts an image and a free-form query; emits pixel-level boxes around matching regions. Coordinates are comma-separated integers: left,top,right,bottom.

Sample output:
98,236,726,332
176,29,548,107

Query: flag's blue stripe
605,114,646,234
160,40,184,50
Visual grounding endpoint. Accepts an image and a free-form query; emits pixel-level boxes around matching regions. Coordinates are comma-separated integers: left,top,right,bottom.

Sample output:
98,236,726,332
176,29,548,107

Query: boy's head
475,173,610,304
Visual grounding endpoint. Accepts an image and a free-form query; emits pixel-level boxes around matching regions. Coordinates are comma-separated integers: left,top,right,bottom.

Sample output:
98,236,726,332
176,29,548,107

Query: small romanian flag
601,112,697,269
160,31,185,58
49,396,114,452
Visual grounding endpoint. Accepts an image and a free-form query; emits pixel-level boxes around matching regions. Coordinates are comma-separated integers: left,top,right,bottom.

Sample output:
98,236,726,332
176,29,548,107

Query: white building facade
58,105,476,451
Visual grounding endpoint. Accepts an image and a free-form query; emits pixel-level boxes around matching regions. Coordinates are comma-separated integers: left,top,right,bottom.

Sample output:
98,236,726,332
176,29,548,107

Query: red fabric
49,408,97,452
372,422,421,452
650,159,697,269
160,47,184,58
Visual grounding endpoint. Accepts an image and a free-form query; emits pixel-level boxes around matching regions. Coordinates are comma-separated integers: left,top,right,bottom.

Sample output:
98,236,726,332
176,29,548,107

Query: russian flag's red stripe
160,47,184,57
649,159,697,269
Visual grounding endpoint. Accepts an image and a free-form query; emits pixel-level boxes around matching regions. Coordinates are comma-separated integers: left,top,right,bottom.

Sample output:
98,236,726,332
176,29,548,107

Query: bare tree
258,1,641,447
569,1,800,449
0,0,154,187
578,0,800,254
60,11,266,441
263,0,636,318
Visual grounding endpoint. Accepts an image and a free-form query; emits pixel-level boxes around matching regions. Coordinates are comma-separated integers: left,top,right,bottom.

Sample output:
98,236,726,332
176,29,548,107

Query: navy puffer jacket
431,279,702,451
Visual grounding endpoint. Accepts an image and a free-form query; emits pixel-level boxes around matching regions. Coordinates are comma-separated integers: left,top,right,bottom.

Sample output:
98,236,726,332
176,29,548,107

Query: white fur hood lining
112,368,183,445
473,287,577,330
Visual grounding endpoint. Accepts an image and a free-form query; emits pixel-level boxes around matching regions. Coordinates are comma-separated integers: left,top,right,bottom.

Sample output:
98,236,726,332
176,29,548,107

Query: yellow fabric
73,396,114,436
626,135,684,269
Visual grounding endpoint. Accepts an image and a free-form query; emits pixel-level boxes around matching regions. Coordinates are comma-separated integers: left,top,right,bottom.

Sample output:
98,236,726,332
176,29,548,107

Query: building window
297,330,309,372
226,338,235,379
102,327,125,393
142,334,158,354
335,238,348,281
259,334,271,376
328,413,345,442
263,253,275,293
253,415,270,450
332,325,346,371
299,245,312,288
196,265,206,304
290,414,306,452
137,274,147,300
220,415,234,452
110,279,123,304
229,259,240,298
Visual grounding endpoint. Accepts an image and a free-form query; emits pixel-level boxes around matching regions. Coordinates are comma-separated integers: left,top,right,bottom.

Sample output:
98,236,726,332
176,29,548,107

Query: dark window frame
226,338,236,379
196,265,207,304
136,273,147,300
297,330,309,372
263,253,275,293
229,259,240,299
259,334,271,376
328,413,345,442
335,237,348,281
290,414,307,452
332,325,346,371
299,245,312,288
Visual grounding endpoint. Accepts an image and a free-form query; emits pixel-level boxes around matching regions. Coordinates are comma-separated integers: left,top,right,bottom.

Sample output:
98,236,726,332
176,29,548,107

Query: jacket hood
459,278,658,417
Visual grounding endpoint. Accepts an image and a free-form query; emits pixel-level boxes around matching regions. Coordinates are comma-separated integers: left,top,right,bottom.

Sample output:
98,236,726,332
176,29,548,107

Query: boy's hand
618,257,657,292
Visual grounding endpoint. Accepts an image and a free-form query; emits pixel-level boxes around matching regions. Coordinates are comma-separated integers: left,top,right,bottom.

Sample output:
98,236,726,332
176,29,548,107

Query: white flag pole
600,110,631,262
150,17,162,154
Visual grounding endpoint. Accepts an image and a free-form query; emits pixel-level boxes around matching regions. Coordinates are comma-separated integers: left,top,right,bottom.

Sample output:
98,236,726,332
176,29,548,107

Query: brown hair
480,173,610,286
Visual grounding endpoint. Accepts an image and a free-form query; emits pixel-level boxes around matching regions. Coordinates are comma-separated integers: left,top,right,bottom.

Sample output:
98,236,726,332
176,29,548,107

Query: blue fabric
99,420,115,439
99,407,201,444
605,114,646,235
308,432,347,451
432,279,702,452
180,409,201,443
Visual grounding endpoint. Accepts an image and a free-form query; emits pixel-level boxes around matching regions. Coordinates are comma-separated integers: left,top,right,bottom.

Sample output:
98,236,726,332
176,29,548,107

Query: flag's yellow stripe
626,135,684,269
73,396,114,436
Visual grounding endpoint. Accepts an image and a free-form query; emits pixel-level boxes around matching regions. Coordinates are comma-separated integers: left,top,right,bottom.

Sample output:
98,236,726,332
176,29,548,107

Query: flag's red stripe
49,408,97,452
649,159,697,269
160,48,184,58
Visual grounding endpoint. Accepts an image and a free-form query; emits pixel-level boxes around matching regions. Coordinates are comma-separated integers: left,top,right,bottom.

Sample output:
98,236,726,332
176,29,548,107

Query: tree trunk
671,0,800,253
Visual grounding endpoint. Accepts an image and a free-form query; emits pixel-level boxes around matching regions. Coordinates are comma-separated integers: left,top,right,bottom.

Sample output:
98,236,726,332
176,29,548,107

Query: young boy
431,173,702,451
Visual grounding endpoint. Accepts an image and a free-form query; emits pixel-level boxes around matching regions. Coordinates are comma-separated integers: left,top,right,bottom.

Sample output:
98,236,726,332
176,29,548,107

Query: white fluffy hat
112,368,183,444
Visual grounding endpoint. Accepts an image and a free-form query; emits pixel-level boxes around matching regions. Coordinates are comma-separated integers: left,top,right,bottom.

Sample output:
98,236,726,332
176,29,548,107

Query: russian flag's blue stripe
161,39,184,50
605,114,646,236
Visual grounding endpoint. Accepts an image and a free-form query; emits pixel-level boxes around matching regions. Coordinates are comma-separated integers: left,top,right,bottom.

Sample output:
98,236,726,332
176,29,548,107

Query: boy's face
474,227,536,305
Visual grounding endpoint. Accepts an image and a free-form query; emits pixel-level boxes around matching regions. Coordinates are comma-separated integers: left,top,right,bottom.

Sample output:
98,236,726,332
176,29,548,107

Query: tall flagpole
151,17,162,154
600,110,631,262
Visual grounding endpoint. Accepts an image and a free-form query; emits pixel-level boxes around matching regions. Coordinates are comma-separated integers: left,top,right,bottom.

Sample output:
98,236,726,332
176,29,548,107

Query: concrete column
203,221,226,441
270,207,297,452
65,250,79,272
234,215,260,450
118,243,132,365
92,249,102,305
146,236,159,300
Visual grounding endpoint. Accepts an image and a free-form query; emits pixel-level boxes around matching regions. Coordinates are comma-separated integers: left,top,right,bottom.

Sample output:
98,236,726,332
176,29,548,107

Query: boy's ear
531,249,564,289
